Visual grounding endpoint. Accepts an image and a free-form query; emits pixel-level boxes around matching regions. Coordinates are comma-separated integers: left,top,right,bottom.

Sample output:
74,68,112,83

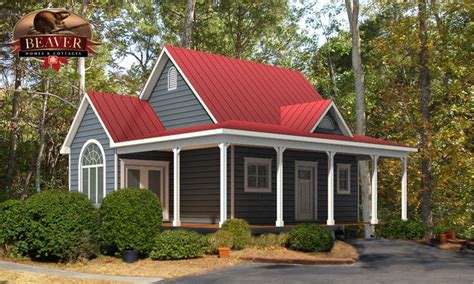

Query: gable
314,111,343,135
148,59,213,130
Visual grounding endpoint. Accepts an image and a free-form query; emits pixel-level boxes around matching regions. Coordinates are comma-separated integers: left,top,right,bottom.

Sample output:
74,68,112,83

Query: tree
417,0,433,239
345,0,374,238
182,0,196,48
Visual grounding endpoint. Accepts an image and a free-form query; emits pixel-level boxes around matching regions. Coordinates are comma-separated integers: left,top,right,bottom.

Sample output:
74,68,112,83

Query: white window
244,157,272,193
79,140,105,205
337,164,351,194
167,67,177,91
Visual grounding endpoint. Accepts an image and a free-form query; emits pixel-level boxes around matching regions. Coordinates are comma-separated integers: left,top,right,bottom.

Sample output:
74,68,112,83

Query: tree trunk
417,0,433,240
345,0,374,238
77,0,87,98
182,0,196,48
35,79,49,193
5,57,22,188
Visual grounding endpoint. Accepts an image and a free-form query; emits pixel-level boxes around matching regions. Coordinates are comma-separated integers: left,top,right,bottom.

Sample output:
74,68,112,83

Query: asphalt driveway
164,239,474,284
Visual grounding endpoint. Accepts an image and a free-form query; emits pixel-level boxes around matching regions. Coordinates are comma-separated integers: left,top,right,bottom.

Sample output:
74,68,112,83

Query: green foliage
378,220,426,240
150,230,207,260
24,190,98,261
288,224,333,252
0,200,30,256
98,188,162,255
250,233,289,248
220,219,251,250
207,230,234,254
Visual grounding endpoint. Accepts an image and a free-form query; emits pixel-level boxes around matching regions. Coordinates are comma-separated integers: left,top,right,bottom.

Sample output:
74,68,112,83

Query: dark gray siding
148,60,213,129
233,147,358,224
70,105,115,194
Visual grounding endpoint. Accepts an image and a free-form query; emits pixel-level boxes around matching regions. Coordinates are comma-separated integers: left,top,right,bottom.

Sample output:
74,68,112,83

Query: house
60,45,417,228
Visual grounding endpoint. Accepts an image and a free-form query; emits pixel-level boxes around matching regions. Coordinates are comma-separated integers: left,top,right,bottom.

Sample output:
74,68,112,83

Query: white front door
295,162,317,221
120,159,170,220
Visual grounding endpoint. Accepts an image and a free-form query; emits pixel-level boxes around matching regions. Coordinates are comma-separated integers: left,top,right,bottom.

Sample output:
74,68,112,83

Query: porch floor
161,221,369,234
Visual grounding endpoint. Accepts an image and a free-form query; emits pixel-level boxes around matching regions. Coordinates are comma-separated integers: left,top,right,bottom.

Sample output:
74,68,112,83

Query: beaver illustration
33,11,70,34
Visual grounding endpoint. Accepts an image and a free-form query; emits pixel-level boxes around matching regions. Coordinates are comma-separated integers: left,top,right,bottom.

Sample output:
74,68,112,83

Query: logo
8,8,99,71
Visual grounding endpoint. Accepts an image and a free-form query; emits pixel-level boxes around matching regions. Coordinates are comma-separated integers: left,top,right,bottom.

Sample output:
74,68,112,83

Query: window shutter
167,67,177,91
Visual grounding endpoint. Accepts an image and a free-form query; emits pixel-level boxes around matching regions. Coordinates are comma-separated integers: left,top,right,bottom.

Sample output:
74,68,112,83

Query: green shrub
220,219,251,250
99,188,162,255
378,219,425,240
24,190,98,261
207,230,234,254
150,230,207,260
250,233,289,248
288,224,333,252
0,200,30,257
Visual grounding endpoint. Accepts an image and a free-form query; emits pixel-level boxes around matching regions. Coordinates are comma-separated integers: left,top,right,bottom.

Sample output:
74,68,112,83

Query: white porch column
401,156,408,221
326,151,335,226
172,147,181,227
371,155,379,224
274,146,286,227
219,143,230,227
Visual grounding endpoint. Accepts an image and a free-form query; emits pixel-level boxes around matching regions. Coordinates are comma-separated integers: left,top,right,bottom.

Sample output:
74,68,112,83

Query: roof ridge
164,44,304,75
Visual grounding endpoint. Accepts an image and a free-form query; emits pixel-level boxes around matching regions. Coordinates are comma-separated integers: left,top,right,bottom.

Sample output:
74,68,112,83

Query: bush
24,190,98,261
207,230,234,254
250,233,288,248
150,230,207,260
0,200,30,257
288,224,333,252
220,219,251,250
99,188,162,255
378,219,425,240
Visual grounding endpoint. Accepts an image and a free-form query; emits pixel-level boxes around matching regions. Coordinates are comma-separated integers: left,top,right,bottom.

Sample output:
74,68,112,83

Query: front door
121,159,169,220
295,162,317,221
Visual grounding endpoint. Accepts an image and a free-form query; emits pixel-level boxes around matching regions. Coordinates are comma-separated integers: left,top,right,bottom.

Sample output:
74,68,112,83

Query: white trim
294,161,318,221
173,148,181,227
336,164,351,195
371,155,379,224
78,139,106,205
139,47,218,123
219,143,230,227
68,154,71,191
401,156,408,221
231,145,235,219
60,93,115,154
111,128,417,156
120,158,170,221
114,150,118,191
275,147,286,227
167,66,177,91
244,157,272,193
310,101,353,137
326,151,336,225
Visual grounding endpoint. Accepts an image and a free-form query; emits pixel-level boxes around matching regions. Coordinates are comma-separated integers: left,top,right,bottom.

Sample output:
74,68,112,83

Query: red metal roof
165,45,323,125
280,99,332,132
131,120,410,148
88,92,165,142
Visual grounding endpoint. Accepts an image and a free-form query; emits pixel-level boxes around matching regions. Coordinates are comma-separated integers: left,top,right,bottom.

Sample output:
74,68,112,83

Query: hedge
377,219,425,240
220,219,251,250
98,188,162,255
150,230,208,260
0,200,30,257
24,190,99,261
288,224,333,252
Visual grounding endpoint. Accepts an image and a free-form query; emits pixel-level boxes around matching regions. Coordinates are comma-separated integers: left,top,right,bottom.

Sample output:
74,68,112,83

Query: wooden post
401,156,408,221
371,155,379,224
275,146,286,227
327,151,336,226
219,143,229,227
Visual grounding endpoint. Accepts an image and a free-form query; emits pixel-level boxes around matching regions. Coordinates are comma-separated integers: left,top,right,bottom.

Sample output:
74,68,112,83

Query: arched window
318,115,335,130
80,140,105,205
167,67,177,91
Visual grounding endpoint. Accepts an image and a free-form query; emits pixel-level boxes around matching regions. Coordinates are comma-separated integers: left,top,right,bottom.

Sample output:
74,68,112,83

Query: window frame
78,139,106,205
167,67,177,91
244,157,272,193
336,163,351,195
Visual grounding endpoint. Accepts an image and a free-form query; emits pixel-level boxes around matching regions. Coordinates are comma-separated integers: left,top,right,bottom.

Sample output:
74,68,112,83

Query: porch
114,127,416,228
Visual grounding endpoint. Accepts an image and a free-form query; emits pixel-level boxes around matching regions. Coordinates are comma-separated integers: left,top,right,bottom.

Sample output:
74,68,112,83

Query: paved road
165,239,474,284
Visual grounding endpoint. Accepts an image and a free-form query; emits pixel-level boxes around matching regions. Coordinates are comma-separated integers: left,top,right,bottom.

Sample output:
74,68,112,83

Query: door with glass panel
125,166,164,201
